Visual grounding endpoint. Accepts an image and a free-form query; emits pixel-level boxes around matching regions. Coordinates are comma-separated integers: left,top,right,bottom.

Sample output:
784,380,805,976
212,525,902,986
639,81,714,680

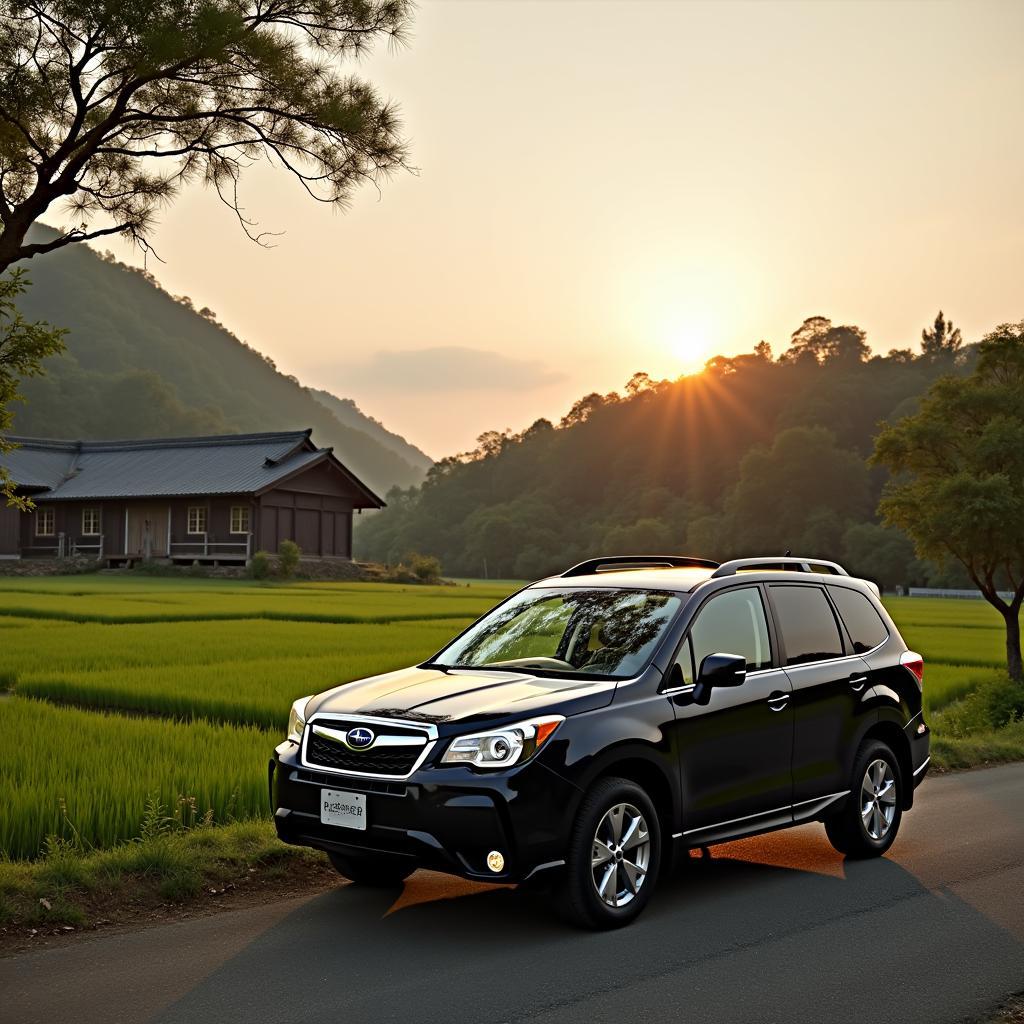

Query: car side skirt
675,790,850,848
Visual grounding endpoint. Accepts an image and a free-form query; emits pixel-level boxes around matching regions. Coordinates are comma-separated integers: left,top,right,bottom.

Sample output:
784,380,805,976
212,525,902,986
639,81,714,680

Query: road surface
3,763,1023,1024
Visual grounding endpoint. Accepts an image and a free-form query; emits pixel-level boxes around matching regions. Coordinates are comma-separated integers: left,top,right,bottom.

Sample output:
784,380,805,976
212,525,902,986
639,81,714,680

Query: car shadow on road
153,831,1024,1024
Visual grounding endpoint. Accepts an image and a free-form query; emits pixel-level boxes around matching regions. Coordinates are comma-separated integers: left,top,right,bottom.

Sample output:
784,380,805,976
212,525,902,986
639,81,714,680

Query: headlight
441,716,564,769
287,696,311,743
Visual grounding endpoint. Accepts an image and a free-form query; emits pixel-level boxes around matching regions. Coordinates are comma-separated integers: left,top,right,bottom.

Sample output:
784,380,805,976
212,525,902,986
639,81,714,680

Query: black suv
270,555,930,928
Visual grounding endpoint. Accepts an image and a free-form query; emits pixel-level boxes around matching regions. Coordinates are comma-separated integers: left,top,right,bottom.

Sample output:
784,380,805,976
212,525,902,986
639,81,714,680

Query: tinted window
435,588,682,679
829,586,888,653
770,585,844,665
689,587,772,673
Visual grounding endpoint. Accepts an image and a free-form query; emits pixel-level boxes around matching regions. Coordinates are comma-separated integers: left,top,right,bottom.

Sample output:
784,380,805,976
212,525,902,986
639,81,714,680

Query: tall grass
16,626,469,728
920,663,1007,715
0,577,511,627
897,624,1006,668
0,617,471,678
883,597,1007,629
0,698,274,859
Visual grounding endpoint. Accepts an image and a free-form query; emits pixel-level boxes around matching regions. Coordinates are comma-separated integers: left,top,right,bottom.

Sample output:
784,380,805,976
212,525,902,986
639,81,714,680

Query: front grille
303,718,431,777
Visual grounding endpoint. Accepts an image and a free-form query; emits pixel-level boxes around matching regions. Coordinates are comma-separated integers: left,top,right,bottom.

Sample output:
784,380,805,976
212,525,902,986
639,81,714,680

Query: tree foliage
0,269,65,505
0,0,412,270
357,318,968,587
873,322,1024,679
920,310,962,362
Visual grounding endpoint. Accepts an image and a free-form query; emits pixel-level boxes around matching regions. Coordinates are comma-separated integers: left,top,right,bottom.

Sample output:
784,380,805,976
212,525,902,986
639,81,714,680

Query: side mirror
693,653,747,705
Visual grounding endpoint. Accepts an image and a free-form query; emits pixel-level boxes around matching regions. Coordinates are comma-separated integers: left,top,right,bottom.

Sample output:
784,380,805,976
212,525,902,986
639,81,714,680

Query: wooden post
98,533,104,562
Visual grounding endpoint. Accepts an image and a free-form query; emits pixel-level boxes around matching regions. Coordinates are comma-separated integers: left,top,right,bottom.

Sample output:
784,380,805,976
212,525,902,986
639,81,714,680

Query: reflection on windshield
432,588,682,679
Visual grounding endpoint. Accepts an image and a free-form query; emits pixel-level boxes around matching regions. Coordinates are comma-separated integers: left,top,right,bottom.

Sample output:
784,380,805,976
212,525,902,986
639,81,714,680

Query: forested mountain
356,318,977,587
308,388,432,472
10,226,430,496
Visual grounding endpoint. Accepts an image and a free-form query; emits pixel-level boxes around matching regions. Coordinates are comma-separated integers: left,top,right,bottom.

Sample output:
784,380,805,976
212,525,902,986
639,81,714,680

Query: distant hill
309,387,432,473
10,226,431,496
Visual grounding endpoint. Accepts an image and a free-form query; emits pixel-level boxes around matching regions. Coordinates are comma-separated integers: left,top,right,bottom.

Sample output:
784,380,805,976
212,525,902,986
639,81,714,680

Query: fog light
486,850,505,873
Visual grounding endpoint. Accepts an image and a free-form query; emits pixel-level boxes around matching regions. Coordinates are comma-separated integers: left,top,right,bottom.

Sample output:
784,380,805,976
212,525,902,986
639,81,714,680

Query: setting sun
650,310,718,377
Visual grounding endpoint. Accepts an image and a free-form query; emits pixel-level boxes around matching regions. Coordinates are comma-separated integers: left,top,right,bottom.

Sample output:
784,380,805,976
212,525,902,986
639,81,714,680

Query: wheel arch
860,719,915,810
577,752,679,859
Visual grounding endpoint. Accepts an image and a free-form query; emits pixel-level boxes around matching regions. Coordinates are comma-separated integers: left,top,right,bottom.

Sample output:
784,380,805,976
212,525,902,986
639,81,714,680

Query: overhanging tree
873,323,1024,681
0,0,412,267
0,0,412,502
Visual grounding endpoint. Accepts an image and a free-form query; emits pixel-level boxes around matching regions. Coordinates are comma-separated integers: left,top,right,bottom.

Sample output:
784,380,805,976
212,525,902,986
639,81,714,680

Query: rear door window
769,585,845,666
828,586,888,653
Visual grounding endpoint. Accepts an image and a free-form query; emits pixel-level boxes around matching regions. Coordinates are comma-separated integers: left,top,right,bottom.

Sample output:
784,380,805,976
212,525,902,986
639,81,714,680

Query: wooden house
0,430,384,565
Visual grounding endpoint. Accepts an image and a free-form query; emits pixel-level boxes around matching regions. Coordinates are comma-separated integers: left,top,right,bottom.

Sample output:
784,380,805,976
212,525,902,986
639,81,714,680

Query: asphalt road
3,763,1023,1024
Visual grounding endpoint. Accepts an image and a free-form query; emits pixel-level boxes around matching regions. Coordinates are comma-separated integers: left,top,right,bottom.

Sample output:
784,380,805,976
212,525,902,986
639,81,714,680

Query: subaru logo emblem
346,727,375,750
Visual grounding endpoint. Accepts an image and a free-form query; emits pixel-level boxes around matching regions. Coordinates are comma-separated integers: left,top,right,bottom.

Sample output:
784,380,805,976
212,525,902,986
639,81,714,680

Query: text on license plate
320,789,367,830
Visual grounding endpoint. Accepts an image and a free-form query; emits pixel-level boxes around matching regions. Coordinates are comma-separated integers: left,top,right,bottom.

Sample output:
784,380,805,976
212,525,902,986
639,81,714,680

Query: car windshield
429,587,683,679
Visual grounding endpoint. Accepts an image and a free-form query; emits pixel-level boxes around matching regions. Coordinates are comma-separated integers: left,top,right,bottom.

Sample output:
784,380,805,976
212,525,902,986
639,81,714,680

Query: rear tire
327,850,416,887
553,776,662,930
824,739,903,858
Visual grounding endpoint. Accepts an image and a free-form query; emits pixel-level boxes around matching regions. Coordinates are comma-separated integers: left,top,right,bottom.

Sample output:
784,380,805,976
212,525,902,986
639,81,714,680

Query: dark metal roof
0,430,385,508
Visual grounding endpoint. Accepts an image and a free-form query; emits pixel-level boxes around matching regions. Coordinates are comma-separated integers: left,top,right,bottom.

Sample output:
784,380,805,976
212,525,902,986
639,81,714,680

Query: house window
36,508,55,537
230,506,250,534
81,508,101,536
187,506,208,534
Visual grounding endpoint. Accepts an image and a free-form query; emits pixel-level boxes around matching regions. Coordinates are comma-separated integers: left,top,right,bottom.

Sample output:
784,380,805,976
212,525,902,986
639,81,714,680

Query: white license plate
320,789,367,830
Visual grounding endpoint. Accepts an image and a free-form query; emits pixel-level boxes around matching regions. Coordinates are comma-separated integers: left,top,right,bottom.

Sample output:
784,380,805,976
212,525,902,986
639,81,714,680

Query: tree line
356,313,972,588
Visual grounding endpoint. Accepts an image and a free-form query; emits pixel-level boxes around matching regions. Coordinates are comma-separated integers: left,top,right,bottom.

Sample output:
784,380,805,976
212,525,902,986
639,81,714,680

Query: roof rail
561,555,720,578
710,556,849,579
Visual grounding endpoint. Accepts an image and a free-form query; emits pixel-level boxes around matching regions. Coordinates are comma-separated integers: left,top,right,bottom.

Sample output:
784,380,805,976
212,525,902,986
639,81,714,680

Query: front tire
327,850,415,887
824,739,903,858
554,777,662,930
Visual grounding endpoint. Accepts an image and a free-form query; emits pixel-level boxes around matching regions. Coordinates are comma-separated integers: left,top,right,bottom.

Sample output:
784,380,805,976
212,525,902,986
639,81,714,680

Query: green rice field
0,577,1015,860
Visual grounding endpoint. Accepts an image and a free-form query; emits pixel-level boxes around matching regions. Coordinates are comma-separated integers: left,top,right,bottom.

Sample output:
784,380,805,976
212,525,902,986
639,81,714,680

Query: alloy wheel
591,802,651,908
861,758,897,840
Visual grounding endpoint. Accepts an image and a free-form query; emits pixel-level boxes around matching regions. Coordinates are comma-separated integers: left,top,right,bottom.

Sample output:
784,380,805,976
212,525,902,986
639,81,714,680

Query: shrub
931,677,1024,739
408,552,442,582
249,550,272,580
277,540,301,578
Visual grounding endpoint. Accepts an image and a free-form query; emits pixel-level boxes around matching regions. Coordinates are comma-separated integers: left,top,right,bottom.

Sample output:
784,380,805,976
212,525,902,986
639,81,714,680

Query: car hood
307,665,617,729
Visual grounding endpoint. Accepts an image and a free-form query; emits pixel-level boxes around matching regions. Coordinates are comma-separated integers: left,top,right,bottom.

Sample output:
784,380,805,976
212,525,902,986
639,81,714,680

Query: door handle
767,691,790,712
849,674,868,692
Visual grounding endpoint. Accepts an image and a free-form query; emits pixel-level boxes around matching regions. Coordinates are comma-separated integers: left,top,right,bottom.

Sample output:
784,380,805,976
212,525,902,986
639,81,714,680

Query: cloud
338,346,566,393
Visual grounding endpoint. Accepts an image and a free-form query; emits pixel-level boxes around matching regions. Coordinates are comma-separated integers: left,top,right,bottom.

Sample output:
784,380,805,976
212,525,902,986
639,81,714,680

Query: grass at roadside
0,820,332,939
1,697,274,859
931,720,1024,770
928,674,1024,770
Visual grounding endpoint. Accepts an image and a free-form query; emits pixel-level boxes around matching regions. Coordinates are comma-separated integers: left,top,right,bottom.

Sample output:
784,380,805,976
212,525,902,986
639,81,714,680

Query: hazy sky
99,0,1024,458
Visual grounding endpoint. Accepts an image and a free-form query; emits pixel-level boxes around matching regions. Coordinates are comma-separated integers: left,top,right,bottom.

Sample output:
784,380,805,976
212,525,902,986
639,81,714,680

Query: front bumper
270,741,579,884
